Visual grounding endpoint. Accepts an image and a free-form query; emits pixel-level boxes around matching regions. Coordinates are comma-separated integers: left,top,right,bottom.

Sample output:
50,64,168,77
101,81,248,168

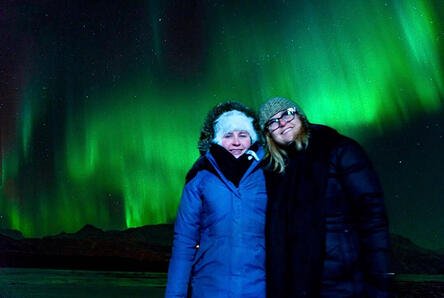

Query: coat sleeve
335,139,394,297
165,177,203,297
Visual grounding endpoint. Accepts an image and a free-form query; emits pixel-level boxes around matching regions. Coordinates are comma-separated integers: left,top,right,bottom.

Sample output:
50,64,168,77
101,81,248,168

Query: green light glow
396,0,444,111
21,88,35,159
1,0,443,238
64,86,209,229
206,0,443,131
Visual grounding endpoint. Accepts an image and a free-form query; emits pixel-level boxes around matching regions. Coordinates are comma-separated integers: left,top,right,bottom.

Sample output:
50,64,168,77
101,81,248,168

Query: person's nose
279,118,287,127
232,136,240,146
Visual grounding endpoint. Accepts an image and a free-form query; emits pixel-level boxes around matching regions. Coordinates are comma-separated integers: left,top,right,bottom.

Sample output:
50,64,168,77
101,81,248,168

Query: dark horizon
1,222,443,276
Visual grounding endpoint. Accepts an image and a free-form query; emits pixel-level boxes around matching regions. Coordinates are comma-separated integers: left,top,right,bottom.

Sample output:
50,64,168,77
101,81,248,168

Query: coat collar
205,145,264,194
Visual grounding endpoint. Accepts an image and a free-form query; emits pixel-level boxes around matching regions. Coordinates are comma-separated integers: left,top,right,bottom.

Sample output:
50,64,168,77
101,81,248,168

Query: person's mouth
281,126,293,134
230,149,243,155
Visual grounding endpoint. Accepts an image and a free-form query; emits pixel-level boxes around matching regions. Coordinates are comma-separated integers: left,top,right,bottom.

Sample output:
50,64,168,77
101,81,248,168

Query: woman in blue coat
165,101,267,298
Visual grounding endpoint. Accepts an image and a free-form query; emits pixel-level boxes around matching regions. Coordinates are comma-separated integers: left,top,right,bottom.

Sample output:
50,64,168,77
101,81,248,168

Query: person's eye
223,133,232,138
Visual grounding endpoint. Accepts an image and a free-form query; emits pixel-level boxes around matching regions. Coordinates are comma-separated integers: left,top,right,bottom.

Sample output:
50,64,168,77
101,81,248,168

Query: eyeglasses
265,108,297,132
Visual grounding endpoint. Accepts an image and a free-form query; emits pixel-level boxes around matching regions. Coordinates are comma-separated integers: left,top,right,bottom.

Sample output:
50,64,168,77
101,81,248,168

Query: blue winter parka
165,146,267,298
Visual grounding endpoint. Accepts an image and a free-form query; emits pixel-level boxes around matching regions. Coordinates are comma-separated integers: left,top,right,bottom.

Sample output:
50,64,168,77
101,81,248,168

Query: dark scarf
209,143,256,187
265,124,340,297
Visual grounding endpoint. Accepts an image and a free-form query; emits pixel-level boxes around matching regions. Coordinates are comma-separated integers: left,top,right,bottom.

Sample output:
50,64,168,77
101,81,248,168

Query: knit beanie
212,110,258,145
259,97,306,129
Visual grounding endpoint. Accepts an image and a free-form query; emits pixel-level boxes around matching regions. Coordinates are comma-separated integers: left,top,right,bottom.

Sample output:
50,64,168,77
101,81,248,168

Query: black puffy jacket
265,124,393,298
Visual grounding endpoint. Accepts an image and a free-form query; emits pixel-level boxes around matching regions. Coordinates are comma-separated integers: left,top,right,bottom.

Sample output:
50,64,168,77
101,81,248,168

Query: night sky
1,1,443,250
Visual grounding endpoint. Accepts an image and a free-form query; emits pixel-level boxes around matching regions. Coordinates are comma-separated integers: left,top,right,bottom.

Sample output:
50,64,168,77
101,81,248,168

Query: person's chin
277,135,295,146
230,150,244,158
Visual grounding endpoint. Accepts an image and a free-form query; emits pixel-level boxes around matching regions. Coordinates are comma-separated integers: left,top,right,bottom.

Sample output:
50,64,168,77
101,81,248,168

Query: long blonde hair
264,115,310,173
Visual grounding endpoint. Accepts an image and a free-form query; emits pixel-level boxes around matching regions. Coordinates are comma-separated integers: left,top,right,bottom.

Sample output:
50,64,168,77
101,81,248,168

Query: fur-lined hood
198,101,262,155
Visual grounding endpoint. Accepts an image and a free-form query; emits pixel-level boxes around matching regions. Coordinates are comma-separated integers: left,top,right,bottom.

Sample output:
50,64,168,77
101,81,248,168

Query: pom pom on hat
212,110,258,145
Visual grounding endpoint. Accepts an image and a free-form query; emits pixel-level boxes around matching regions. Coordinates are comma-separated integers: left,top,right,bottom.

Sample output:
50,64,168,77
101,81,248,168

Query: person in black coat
258,97,394,297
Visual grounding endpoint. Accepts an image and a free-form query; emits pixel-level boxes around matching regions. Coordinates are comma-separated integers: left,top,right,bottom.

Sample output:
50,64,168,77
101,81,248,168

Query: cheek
221,139,232,150
291,123,302,137
292,118,302,130
241,139,251,148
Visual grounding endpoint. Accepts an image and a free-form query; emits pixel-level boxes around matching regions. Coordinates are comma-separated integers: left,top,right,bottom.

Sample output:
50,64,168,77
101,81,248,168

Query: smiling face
220,130,252,158
267,109,302,146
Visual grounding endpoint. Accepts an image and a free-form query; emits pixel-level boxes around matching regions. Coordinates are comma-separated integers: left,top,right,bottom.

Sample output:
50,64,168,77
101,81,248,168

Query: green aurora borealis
1,0,444,249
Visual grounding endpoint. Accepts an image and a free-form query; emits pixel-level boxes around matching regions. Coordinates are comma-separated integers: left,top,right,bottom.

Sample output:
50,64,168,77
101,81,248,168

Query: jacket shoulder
328,133,373,174
310,124,361,151
185,156,214,184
